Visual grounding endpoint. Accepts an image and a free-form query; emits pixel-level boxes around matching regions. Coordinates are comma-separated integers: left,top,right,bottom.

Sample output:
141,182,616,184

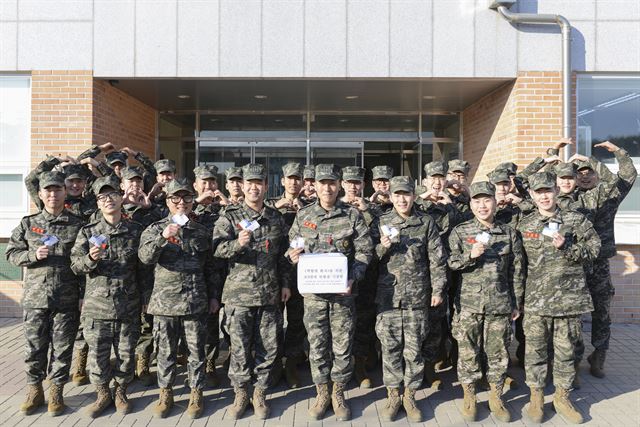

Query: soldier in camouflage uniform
415,161,458,388
446,160,472,221
448,181,524,423
70,176,149,417
570,142,636,378
300,164,317,202
517,172,601,424
369,165,393,210
372,176,447,422
287,164,373,421
340,166,378,389
212,163,289,420
264,162,309,389
224,166,245,205
146,159,176,217
138,178,220,419
6,171,84,417
105,151,128,178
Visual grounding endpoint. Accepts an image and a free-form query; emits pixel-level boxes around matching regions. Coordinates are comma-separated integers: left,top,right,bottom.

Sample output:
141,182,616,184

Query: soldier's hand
212,190,228,205
511,308,520,321
292,198,304,211
568,153,589,163
281,288,291,303
196,190,216,204
288,247,304,264
35,245,49,260
238,229,252,247
594,140,620,153
353,197,368,211
121,146,139,157
436,191,452,205
552,232,566,249
554,137,573,150
149,182,165,197
162,224,181,240
209,298,220,314
544,154,561,164
340,279,354,296
431,295,443,307
89,245,103,261
274,198,292,209
470,242,485,259
505,193,522,205
380,234,392,248
80,157,99,167
98,142,116,152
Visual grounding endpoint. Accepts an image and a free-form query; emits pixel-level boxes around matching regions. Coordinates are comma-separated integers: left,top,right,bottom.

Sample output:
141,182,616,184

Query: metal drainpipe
494,5,572,161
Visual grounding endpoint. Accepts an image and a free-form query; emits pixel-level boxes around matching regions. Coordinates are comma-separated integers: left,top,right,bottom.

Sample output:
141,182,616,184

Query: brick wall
0,71,157,317
610,245,640,323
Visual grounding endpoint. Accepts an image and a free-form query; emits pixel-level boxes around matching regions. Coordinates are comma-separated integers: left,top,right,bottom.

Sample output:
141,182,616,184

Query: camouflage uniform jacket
212,202,288,306
288,200,373,297
122,203,165,228
414,198,459,251
447,191,473,222
6,209,85,311
576,149,637,259
448,218,524,314
70,217,149,319
264,193,313,233
516,208,600,316
138,215,219,316
372,207,447,309
95,148,158,193
191,202,223,233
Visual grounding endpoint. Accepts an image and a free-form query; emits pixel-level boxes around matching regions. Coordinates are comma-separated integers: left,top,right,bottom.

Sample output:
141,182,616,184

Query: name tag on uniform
172,214,189,226
475,232,491,244
40,235,59,246
298,253,348,294
542,221,560,237
381,225,399,238
239,219,260,231
89,235,108,248
290,236,305,249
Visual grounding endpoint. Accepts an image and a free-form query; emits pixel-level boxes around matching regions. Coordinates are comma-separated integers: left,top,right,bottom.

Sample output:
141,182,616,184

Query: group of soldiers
5,137,636,424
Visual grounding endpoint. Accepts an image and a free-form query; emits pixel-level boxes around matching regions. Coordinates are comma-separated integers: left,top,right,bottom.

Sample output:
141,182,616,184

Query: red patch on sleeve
466,237,477,244
30,227,45,234
303,221,317,230
523,231,540,239
167,236,180,245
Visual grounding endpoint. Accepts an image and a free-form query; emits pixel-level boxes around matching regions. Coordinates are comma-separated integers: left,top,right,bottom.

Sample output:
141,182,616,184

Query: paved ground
0,318,638,427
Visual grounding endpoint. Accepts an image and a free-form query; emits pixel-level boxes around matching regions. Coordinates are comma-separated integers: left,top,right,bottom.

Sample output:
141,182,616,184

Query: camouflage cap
62,164,87,180
554,162,577,178
574,159,593,171
487,168,511,184
424,161,447,177
342,166,365,182
193,164,218,179
389,176,414,193
469,181,496,198
315,163,342,181
372,165,393,180
105,151,128,166
121,166,144,180
39,171,66,189
303,164,315,180
496,162,518,175
155,159,176,174
282,162,303,178
225,166,243,180
165,177,195,196
529,171,556,191
92,176,121,194
242,163,267,181
448,159,471,175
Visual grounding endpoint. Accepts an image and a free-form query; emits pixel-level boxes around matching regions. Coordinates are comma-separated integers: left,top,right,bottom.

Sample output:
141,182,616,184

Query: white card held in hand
239,219,260,231
475,232,491,244
381,225,399,238
290,236,305,249
171,214,189,226
89,235,108,247
40,235,59,246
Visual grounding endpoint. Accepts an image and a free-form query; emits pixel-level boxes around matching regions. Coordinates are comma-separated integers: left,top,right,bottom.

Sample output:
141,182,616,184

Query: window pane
577,76,640,213
0,174,24,209
0,76,31,164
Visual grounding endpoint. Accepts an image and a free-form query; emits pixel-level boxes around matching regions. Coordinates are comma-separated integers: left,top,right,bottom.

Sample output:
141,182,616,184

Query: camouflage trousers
84,316,140,386
452,311,511,385
153,313,207,390
303,295,355,385
205,311,222,363
136,312,154,357
23,308,79,385
225,304,281,388
354,282,377,358
280,289,307,359
422,298,447,363
576,258,614,362
524,314,582,389
375,308,427,389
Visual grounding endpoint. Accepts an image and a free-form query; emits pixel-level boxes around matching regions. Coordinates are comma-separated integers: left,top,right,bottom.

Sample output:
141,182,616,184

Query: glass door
197,141,252,184
254,142,307,198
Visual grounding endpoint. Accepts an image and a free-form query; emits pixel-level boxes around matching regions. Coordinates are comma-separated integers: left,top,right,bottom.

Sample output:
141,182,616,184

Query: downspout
491,4,572,161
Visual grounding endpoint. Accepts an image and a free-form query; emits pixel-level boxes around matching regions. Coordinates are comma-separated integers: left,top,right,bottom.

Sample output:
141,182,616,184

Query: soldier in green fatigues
70,176,149,417
300,164,318,204
264,162,309,389
369,165,394,212
212,163,289,420
448,181,524,423
6,171,85,417
373,176,447,422
224,166,245,206
138,178,220,419
287,164,373,422
518,172,601,424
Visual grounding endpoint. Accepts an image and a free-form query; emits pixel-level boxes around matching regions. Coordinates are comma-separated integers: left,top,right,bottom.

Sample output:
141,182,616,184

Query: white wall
0,0,639,77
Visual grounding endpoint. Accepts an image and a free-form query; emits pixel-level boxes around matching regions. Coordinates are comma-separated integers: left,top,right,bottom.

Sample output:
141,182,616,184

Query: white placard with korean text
297,253,349,294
